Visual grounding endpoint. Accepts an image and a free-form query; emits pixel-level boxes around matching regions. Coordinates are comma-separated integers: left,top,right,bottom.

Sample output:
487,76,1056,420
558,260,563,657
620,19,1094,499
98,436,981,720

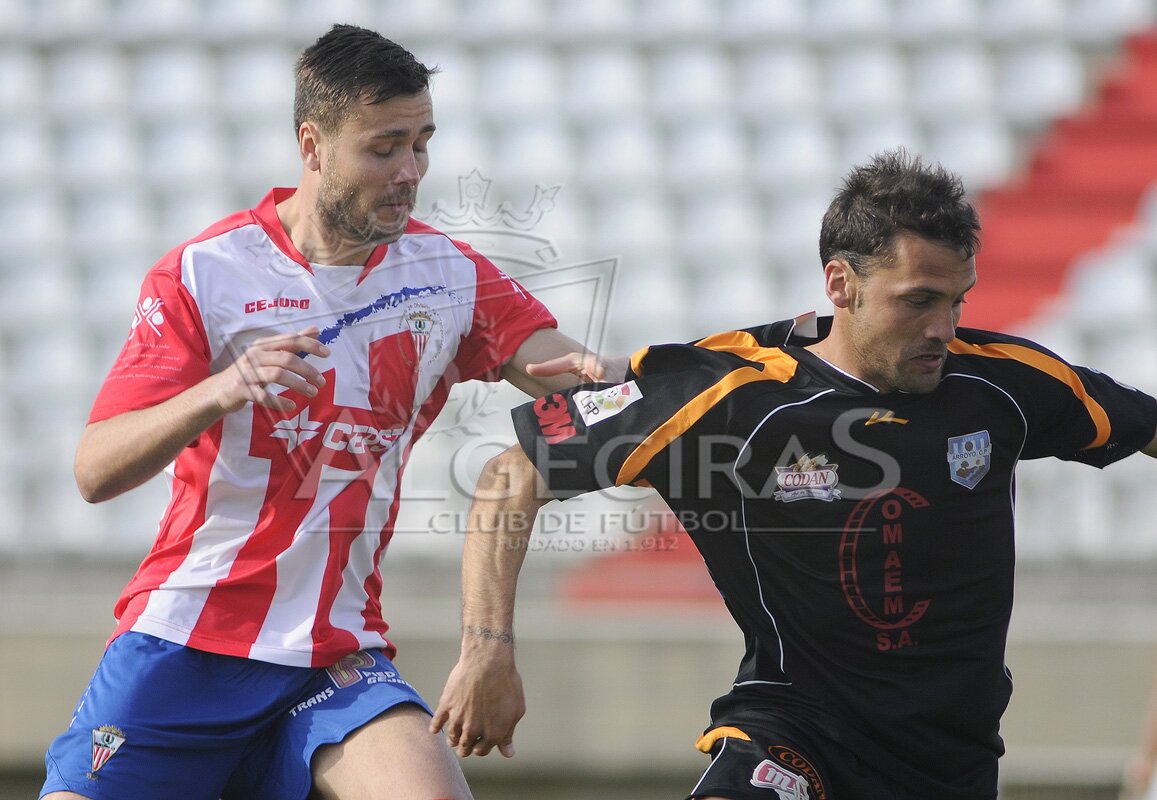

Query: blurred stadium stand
1,1,1155,797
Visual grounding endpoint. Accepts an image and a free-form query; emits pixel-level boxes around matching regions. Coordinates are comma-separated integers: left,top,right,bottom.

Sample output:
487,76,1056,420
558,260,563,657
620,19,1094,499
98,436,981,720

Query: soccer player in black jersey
432,150,1157,799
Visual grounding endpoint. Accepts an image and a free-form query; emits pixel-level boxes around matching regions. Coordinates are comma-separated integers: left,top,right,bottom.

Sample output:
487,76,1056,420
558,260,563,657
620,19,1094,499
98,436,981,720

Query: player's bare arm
1143,429,1157,458
501,327,627,396
74,328,329,503
431,445,550,759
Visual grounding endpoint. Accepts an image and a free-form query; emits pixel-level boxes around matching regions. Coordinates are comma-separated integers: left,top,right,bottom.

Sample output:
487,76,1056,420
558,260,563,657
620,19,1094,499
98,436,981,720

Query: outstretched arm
431,445,552,758
501,327,628,396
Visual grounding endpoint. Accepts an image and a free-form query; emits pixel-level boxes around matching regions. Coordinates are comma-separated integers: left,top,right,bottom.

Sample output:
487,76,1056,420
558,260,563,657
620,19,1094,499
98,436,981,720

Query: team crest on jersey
90,725,125,775
574,381,641,427
946,430,992,490
751,758,809,799
399,304,442,368
774,454,841,503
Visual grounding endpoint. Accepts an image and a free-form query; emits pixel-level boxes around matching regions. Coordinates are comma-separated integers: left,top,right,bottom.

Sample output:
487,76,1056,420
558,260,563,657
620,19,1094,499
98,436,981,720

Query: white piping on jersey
942,372,1026,705
689,734,730,796
731,388,839,688
808,352,882,392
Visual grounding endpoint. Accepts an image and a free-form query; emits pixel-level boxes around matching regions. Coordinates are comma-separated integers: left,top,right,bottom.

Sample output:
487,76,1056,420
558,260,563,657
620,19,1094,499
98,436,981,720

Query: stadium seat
132,46,217,118
57,114,141,188
70,186,154,254
200,0,285,39
980,0,1066,42
664,119,750,192
925,114,1016,191
8,117,54,187
218,45,297,118
550,0,634,41
30,0,110,39
997,43,1086,127
719,0,808,43
892,0,980,41
0,46,42,114
733,47,821,120
822,45,908,122
492,118,576,185
636,0,719,42
1066,0,1156,45
910,44,997,119
678,189,764,264
477,47,561,120
587,188,675,258
839,117,927,172
809,0,892,41
46,45,128,115
459,0,547,42
564,47,648,121
576,115,663,189
424,46,477,119
0,190,63,254
229,119,301,190
750,117,840,192
144,117,227,185
108,0,201,40
283,0,376,38
649,46,733,120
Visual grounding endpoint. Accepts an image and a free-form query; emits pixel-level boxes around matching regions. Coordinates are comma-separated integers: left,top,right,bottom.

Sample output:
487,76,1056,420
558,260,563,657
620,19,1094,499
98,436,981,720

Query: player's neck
276,190,377,267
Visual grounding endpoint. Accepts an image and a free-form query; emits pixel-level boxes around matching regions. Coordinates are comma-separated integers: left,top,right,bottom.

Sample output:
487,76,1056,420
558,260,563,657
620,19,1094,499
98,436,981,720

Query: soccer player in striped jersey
434,150,1157,799
41,24,616,800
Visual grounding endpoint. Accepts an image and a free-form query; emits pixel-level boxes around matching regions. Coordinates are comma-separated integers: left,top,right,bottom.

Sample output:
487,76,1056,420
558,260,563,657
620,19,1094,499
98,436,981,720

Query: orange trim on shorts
696,726,752,753
947,339,1112,449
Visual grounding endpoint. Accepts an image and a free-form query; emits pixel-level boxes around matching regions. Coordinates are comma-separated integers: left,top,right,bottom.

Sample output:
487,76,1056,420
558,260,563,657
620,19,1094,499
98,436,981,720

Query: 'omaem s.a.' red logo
533,393,577,443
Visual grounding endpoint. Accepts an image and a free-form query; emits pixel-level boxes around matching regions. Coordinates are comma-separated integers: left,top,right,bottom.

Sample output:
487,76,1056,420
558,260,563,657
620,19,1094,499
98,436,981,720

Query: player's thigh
310,703,472,800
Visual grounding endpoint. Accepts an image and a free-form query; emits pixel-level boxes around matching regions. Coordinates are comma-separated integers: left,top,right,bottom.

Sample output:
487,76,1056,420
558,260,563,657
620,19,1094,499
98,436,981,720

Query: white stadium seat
132,46,217,118
910,44,997,119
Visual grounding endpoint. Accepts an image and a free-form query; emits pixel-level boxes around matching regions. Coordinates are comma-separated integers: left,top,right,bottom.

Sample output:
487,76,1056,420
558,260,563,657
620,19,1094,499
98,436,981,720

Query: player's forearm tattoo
465,625,514,645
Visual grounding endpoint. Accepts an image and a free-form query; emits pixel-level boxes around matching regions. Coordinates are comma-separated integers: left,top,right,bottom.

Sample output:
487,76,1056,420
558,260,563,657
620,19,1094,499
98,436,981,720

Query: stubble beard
316,174,409,251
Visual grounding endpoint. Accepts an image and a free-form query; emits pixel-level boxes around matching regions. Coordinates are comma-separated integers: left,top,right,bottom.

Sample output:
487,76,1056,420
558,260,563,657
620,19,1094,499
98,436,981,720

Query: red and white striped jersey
90,188,556,668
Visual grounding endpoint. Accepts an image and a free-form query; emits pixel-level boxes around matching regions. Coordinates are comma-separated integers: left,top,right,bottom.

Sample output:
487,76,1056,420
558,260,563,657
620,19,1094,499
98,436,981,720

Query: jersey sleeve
88,265,211,424
450,244,557,383
951,331,1157,467
511,342,764,498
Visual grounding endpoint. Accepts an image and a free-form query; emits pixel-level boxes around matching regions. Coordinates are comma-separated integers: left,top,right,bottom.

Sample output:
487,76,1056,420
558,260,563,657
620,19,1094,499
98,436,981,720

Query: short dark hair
293,24,436,136
818,149,981,275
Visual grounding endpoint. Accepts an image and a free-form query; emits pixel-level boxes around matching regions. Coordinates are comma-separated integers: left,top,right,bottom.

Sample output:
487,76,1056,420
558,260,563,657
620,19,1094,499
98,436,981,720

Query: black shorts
686,711,911,800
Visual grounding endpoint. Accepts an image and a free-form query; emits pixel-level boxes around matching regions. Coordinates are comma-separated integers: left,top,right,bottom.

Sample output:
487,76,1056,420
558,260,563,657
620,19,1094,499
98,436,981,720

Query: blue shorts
41,632,431,800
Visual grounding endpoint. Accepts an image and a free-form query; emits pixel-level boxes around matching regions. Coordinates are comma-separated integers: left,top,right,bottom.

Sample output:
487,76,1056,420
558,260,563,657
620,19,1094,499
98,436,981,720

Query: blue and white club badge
946,430,992,490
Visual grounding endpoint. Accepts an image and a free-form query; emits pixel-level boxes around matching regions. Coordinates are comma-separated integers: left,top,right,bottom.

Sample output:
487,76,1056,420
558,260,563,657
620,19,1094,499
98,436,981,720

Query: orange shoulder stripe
616,351,798,486
947,339,1111,449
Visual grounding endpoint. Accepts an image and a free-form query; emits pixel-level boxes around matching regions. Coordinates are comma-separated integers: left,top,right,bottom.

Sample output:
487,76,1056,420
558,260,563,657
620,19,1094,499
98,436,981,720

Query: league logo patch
946,430,992,490
90,725,125,775
574,381,641,428
773,454,841,503
751,758,809,799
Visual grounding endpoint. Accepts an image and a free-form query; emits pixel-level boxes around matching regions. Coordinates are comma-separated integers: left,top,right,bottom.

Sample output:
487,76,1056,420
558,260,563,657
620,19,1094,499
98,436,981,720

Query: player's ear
822,259,856,310
299,121,323,171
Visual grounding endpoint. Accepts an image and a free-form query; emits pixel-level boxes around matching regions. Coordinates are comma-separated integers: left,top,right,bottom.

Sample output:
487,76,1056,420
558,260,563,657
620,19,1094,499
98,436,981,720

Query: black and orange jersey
511,314,1157,799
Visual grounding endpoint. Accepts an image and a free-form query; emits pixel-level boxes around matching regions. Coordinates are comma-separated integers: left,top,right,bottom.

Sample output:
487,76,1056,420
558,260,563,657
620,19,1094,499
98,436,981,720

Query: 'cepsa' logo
533,393,577,444
269,407,402,455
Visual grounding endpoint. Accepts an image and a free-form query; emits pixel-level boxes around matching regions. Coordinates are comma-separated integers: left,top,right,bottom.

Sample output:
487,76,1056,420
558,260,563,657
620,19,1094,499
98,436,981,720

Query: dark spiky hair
819,149,981,274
